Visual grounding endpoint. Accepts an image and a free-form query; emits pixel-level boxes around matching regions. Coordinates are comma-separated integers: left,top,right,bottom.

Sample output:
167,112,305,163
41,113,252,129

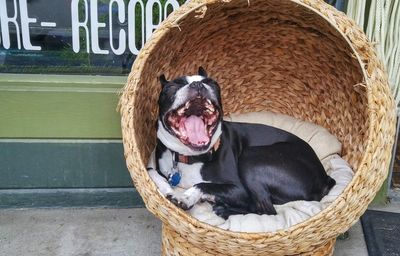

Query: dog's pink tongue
184,115,209,145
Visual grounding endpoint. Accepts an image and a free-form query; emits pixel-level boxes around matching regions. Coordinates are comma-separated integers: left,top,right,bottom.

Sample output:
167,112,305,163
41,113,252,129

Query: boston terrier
147,67,336,219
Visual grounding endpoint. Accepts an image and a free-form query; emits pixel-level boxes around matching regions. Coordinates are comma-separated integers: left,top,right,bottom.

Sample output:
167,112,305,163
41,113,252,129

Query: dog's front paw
166,187,202,210
166,194,192,210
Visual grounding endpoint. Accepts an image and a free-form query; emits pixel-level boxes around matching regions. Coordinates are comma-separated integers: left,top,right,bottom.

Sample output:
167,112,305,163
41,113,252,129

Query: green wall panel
0,141,132,189
0,74,126,139
0,188,144,208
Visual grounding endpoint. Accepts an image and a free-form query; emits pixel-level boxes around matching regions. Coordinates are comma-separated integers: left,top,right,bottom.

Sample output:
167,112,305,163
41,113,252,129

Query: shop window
0,0,186,75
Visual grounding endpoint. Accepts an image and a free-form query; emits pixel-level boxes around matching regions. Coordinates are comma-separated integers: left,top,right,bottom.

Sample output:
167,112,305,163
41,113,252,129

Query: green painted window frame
0,74,126,139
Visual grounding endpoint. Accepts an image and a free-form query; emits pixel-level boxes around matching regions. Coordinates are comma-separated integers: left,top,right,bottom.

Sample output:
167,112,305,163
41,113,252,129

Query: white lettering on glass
0,0,21,49
145,0,162,42
71,0,90,53
128,0,144,55
0,0,186,54
90,0,109,54
109,0,126,55
19,0,41,50
164,0,180,19
40,22,57,27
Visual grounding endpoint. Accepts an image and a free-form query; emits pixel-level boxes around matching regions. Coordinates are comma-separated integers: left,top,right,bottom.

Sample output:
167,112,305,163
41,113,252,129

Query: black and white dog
147,67,335,219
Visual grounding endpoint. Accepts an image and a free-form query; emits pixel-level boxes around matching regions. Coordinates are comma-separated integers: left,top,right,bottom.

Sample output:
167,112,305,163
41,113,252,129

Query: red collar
174,139,221,164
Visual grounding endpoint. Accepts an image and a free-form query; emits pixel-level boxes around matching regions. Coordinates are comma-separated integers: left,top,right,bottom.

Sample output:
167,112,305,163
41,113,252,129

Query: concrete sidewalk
0,202,399,256
0,208,161,256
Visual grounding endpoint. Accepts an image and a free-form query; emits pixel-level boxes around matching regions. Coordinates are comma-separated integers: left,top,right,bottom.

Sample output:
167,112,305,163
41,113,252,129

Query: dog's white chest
158,150,205,189
177,162,205,189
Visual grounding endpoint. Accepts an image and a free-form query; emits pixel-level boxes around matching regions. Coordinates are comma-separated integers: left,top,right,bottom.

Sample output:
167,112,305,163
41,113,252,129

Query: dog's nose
189,82,204,91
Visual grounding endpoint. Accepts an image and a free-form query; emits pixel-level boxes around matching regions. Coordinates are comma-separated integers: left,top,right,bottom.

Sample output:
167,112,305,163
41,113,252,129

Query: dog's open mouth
165,97,220,149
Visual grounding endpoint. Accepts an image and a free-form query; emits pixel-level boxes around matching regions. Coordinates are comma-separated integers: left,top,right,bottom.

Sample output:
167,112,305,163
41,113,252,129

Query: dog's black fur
153,67,335,219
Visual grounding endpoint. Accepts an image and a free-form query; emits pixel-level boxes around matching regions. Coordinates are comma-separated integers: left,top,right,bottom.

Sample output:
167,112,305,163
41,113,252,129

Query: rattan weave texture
119,0,396,255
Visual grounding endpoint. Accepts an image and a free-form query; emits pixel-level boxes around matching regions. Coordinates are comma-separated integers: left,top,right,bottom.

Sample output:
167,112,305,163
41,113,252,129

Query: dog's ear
198,66,208,77
159,74,169,88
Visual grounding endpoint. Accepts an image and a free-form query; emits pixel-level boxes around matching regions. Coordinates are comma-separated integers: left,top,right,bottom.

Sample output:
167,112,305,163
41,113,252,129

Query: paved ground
1,202,399,256
0,208,161,256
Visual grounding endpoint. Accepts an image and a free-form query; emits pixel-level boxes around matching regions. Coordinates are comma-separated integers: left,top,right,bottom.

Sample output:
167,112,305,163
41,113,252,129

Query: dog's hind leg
239,148,279,215
247,185,277,215
212,203,250,219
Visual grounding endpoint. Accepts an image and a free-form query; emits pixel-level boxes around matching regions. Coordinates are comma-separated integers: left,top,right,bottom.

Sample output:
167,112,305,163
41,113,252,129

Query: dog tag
169,153,181,187
168,170,181,187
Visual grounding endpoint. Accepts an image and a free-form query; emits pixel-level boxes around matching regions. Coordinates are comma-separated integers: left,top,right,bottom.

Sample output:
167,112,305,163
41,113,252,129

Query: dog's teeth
181,129,187,136
172,128,179,134
177,108,185,115
185,101,190,109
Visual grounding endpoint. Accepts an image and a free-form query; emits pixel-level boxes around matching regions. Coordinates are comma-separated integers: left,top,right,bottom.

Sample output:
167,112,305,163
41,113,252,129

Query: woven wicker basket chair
119,0,396,255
